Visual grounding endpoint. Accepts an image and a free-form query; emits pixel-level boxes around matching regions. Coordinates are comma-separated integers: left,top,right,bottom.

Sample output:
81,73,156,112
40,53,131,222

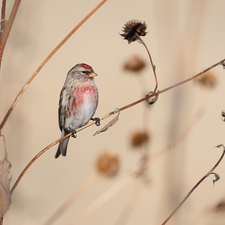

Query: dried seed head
195,72,217,88
120,20,147,44
131,131,150,148
124,55,146,72
96,152,120,177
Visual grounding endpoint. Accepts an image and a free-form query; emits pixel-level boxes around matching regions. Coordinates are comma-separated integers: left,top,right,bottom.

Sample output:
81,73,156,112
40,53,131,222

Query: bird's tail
55,131,70,158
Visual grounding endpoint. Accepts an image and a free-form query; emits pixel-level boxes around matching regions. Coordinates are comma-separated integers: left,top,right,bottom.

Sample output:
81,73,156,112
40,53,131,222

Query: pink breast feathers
71,86,97,112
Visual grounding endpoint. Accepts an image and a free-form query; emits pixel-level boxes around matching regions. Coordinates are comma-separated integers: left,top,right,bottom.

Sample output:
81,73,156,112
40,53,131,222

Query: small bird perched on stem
55,63,99,158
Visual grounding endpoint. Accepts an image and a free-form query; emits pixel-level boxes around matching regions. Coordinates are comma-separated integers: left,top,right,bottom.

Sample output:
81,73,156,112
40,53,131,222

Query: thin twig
0,0,6,35
161,145,225,225
0,0,21,67
1,0,6,20
135,33,158,93
10,58,224,193
0,0,107,133
0,217,3,225
44,173,99,225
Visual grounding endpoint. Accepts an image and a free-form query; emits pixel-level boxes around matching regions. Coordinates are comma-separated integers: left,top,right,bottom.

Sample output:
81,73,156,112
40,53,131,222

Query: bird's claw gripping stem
91,117,100,126
69,128,77,138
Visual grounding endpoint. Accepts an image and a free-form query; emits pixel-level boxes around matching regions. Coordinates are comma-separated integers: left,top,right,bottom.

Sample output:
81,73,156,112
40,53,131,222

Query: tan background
1,0,225,224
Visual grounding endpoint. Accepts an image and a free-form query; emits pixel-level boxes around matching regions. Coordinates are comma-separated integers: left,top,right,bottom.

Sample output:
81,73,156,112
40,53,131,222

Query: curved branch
0,0,21,67
161,145,225,225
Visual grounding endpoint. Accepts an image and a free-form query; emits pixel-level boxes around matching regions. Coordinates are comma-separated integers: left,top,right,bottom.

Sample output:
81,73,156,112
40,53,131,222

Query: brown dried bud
96,152,119,177
195,72,217,88
120,20,147,44
131,131,150,148
124,55,146,72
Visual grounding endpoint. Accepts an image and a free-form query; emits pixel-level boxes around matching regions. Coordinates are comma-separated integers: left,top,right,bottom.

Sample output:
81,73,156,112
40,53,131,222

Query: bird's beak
89,72,97,78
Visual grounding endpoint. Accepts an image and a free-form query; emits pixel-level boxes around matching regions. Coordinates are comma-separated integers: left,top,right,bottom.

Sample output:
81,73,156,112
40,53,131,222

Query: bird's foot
69,128,77,138
91,117,100,126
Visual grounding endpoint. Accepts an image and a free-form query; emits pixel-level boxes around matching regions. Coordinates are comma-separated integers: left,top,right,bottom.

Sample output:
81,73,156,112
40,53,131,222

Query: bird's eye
81,70,87,74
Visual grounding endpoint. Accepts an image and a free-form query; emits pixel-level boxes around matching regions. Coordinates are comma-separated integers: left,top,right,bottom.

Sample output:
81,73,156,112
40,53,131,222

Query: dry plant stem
161,147,225,225
0,217,3,225
135,33,158,93
11,58,224,193
44,173,99,225
0,0,21,67
0,0,107,133
1,0,6,32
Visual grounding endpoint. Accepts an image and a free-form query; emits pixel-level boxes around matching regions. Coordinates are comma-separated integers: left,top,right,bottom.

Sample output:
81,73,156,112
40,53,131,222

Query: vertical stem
0,0,21,68
1,0,6,26
135,33,158,93
0,0,6,40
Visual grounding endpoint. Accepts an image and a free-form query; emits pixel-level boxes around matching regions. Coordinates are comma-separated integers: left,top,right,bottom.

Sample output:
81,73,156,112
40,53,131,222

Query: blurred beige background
1,0,225,224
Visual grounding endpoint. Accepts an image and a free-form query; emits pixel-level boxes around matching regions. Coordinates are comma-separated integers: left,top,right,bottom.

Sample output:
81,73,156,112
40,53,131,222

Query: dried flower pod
120,20,147,44
96,152,119,177
195,72,217,88
131,131,150,148
124,55,146,72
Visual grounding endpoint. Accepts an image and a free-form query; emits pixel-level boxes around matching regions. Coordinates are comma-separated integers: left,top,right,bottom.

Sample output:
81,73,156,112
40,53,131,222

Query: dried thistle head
124,55,146,72
96,152,120,177
195,72,217,88
120,20,147,44
131,131,150,148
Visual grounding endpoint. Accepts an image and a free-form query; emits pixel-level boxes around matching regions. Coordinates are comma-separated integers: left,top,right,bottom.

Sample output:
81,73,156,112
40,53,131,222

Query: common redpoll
55,63,99,158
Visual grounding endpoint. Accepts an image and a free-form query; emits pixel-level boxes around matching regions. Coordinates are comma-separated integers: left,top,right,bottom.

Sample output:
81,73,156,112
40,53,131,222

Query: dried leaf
0,157,12,217
94,113,119,136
